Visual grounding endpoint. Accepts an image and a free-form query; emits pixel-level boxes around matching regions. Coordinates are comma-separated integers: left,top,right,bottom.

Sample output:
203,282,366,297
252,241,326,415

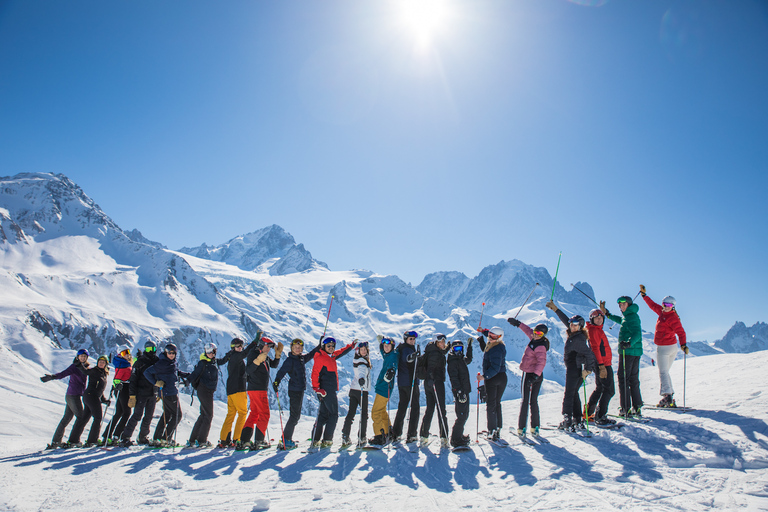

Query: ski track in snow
2,353,768,511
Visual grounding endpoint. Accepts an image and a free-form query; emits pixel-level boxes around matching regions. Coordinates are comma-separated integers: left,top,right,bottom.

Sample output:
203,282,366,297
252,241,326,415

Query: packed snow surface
0,343,766,512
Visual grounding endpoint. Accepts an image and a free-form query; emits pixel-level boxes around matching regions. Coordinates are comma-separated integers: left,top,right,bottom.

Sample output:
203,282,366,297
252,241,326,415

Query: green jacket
606,303,643,356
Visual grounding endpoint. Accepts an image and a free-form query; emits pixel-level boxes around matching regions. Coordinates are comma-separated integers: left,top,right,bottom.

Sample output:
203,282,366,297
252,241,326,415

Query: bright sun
397,0,453,50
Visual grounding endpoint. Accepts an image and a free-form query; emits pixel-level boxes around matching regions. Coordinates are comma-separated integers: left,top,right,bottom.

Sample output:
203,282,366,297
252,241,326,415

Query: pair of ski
644,406,694,412
608,414,650,424
509,429,550,446
542,425,597,438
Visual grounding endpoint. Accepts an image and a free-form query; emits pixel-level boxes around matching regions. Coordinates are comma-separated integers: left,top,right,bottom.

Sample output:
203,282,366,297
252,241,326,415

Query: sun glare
397,0,452,51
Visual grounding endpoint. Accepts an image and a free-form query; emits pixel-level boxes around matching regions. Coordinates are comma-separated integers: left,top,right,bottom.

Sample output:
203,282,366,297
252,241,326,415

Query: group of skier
41,284,687,450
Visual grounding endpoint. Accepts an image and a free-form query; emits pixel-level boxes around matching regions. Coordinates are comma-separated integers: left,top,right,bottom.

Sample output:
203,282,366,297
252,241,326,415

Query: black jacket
217,341,258,395
395,343,418,388
447,343,474,395
274,344,321,392
79,364,109,400
246,351,281,391
423,342,449,383
128,352,160,397
555,309,598,372
189,355,219,391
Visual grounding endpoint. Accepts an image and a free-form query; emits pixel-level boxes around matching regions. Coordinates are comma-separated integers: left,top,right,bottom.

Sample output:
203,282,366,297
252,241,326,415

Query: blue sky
1,0,766,341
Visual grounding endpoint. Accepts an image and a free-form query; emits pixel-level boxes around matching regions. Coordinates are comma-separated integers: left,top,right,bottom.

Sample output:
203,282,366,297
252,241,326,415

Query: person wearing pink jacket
640,285,688,408
508,318,549,437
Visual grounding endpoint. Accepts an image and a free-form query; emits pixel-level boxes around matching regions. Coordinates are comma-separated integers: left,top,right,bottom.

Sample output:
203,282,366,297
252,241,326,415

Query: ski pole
683,351,687,411
622,352,628,419
551,252,562,301
433,382,448,444
475,375,480,443
275,388,286,449
407,347,420,441
322,295,335,340
570,283,598,305
478,302,486,331
513,283,540,319
101,387,116,448
582,377,590,435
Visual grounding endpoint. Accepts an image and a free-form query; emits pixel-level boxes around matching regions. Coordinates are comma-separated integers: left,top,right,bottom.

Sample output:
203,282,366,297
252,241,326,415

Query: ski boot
531,426,541,437
440,437,450,448
631,406,643,418
340,436,352,448
558,414,574,432
516,428,526,437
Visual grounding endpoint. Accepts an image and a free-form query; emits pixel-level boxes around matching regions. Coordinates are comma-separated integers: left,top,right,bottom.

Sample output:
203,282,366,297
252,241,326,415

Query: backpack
415,350,429,381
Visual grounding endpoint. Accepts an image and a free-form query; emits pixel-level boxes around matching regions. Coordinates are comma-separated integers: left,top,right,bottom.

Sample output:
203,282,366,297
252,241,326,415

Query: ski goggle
451,345,464,354
488,332,502,340
166,350,177,355
533,330,545,336
617,298,629,303
662,302,675,308
357,341,370,348
434,334,447,342
144,346,157,353
381,338,394,345
291,339,305,347
404,331,418,339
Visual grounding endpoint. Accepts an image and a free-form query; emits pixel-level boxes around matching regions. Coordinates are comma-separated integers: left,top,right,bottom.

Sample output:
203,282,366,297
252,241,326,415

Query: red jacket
311,343,354,393
586,323,612,366
643,295,687,347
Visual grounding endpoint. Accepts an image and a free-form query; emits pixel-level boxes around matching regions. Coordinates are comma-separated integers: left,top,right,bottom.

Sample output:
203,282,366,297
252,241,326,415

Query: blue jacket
144,353,188,397
374,344,399,398
274,344,321,392
482,341,507,380
395,343,418,388
189,354,219,391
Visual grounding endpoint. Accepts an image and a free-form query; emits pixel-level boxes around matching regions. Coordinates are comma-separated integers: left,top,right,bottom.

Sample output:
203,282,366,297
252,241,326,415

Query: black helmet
143,340,157,353
617,296,633,306
164,343,178,354
533,324,548,335
230,338,244,348
569,315,585,329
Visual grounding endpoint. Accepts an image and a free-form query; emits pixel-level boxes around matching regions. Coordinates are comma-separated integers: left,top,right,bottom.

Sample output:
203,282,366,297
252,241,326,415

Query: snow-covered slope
1,332,766,512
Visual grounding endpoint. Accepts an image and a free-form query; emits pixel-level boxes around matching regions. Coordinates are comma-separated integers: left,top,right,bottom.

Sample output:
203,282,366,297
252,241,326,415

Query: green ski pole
551,252,562,301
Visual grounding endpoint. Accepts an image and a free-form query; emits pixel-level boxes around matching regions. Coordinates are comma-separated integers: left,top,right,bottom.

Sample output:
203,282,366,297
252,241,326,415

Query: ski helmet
117,344,131,355
533,324,548,335
403,330,418,341
433,333,447,343
143,340,157,352
204,342,217,354
450,340,464,355
291,338,305,347
322,337,337,347
617,296,633,306
589,309,605,324
77,348,90,357
489,326,504,339
165,343,178,354
569,315,585,329
97,355,109,365
230,338,244,349
662,296,677,307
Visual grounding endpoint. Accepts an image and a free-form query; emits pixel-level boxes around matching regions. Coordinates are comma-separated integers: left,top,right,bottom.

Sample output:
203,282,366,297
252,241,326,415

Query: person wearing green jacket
369,336,399,446
601,295,643,417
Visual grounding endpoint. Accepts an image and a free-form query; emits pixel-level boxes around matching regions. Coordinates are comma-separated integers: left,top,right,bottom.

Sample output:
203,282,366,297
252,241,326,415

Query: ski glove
478,328,490,336
272,381,280,393
384,368,396,382
406,352,417,363
113,382,123,392
639,284,646,297
478,384,487,404
456,391,468,403
581,369,592,379
154,380,165,388
618,341,630,351
358,378,366,386
376,335,384,343
681,344,689,355
598,365,607,379
40,374,54,383
507,317,521,327
599,301,607,315
545,300,557,311
316,390,327,401
467,337,474,347
128,396,137,408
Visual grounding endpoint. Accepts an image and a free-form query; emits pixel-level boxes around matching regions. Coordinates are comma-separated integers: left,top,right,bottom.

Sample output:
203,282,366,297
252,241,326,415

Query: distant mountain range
1,172,763,413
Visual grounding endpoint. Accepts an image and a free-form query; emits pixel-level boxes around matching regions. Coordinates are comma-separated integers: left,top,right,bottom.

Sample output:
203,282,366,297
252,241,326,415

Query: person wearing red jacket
508,318,549,437
310,337,355,448
586,309,616,425
640,285,688,407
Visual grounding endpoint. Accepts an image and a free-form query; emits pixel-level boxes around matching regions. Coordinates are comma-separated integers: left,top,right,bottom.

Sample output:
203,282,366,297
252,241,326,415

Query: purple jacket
52,359,88,396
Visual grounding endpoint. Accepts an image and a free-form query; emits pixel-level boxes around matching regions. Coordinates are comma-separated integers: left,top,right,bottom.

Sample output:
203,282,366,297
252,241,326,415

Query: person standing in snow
216,335,260,447
102,345,133,445
640,285,688,408
369,336,399,446
187,342,220,447
68,355,111,447
144,343,190,445
310,336,355,448
391,330,420,443
477,326,507,441
40,348,90,448
446,337,474,447
547,301,598,431
240,337,283,449
120,340,160,446
601,296,643,417
508,319,549,437
585,309,616,425
273,338,321,449
341,341,371,446
420,334,450,447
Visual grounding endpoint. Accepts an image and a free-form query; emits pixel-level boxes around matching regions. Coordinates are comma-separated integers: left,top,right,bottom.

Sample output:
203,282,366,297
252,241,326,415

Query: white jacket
350,355,371,393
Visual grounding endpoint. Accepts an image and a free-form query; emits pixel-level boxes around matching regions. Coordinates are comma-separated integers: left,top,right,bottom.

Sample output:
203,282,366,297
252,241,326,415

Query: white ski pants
657,344,679,396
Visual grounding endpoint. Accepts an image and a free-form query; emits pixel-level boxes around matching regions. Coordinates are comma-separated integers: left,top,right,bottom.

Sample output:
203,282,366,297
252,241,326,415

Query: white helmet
204,342,217,354
489,326,504,338
117,344,131,355
662,296,677,306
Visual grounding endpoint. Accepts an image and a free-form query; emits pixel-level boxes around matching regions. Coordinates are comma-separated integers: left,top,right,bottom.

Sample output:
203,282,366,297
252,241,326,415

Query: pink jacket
517,323,548,376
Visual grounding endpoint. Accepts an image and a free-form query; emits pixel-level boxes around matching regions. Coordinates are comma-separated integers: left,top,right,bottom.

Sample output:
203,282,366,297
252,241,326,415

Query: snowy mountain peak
714,321,768,353
178,224,328,275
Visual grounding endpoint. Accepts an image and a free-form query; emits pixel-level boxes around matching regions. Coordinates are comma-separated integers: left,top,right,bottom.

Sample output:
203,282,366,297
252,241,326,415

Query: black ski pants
451,391,470,443
341,389,369,442
103,385,131,440
519,372,543,430
420,380,448,439
313,391,339,442
588,366,616,419
121,393,156,441
618,354,642,412
282,390,303,442
51,394,83,444
561,362,585,421
69,393,104,444
392,382,420,439
189,386,215,444
154,395,182,441
485,372,507,433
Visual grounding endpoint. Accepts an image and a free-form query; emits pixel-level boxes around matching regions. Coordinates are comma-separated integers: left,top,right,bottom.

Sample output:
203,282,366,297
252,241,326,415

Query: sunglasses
167,351,177,355
662,303,675,308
